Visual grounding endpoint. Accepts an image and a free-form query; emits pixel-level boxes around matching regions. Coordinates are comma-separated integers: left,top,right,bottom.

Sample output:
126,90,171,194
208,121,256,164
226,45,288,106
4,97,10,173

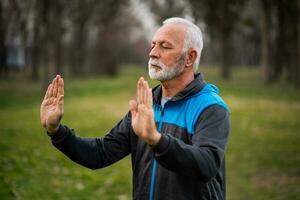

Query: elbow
85,162,103,170
200,167,219,182
198,156,223,182
74,160,101,170
88,165,100,170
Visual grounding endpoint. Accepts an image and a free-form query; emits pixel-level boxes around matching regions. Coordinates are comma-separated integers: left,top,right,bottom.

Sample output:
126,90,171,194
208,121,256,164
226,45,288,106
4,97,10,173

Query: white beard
148,54,186,82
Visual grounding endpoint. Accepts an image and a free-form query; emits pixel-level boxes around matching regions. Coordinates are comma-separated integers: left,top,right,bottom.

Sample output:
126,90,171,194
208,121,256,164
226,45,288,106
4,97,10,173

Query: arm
49,113,132,169
40,75,132,169
153,105,230,182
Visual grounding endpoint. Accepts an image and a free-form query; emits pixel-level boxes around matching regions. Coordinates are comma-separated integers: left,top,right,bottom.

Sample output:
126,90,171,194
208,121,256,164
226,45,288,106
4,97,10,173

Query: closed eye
161,42,172,49
161,45,172,49
150,41,174,50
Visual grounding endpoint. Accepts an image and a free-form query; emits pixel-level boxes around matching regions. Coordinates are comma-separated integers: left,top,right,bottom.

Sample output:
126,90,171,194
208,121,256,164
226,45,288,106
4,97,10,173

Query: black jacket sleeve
48,112,132,170
153,104,230,182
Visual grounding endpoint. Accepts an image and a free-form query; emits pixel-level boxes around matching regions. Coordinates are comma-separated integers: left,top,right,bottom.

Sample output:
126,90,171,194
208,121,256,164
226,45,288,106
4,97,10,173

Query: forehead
151,23,187,45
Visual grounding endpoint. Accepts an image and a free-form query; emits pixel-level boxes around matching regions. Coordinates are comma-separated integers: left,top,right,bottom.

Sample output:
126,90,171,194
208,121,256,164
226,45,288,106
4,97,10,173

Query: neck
161,71,194,98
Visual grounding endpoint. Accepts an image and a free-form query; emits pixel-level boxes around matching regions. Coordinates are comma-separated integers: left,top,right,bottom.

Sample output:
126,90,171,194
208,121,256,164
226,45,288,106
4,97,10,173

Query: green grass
0,66,299,199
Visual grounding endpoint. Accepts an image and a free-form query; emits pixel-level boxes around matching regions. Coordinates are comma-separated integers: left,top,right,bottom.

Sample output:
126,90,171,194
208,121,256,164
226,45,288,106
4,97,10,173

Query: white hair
162,17,203,72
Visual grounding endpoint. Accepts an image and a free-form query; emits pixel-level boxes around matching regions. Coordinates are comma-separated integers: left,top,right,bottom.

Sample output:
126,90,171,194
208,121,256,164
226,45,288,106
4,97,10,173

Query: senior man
40,17,230,200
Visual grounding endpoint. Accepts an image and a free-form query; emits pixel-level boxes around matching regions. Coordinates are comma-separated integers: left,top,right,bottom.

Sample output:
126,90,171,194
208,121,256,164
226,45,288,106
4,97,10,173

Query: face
148,23,187,81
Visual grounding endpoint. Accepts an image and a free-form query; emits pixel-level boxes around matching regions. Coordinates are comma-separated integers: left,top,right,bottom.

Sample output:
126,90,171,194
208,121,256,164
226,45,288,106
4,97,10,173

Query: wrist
46,125,60,135
147,131,161,146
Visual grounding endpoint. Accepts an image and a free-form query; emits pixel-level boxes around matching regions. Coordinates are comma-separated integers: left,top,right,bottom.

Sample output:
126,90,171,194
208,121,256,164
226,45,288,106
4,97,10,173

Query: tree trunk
260,0,273,83
70,0,88,77
219,31,231,79
41,0,51,91
94,26,120,76
31,32,40,81
289,0,299,88
53,0,63,76
271,0,285,82
219,1,231,79
31,1,42,81
297,0,300,88
0,2,8,79
70,20,86,77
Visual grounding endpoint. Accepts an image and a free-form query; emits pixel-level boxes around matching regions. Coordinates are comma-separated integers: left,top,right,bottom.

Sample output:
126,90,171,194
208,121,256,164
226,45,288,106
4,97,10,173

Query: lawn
0,66,299,200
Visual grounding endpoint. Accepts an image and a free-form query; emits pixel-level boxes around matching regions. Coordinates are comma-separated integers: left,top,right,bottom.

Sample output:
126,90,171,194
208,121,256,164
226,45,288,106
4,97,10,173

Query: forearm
154,134,224,181
49,125,109,169
49,118,132,169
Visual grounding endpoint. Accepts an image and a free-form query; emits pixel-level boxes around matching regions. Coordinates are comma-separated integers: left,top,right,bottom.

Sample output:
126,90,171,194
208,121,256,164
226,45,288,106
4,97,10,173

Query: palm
131,104,154,137
40,75,64,133
41,97,62,128
129,77,159,145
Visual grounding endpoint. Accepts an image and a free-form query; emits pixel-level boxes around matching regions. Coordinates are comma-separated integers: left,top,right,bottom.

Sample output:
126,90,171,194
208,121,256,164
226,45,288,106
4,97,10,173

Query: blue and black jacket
49,73,230,200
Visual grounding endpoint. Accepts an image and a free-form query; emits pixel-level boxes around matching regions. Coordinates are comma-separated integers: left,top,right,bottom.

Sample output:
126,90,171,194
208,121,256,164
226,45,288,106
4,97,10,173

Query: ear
185,49,197,68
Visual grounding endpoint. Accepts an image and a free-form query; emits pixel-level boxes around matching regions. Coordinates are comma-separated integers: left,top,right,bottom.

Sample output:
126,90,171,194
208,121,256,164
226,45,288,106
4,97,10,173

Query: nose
149,45,160,59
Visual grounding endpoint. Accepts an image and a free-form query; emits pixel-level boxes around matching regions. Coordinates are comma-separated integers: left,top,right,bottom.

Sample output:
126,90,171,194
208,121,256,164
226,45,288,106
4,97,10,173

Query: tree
0,1,7,79
51,0,64,76
260,0,273,82
260,0,299,88
66,0,96,76
144,0,186,24
297,0,300,88
189,0,245,79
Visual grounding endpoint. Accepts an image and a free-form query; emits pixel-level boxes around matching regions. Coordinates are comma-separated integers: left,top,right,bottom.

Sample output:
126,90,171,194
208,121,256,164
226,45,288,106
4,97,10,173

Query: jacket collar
152,73,206,105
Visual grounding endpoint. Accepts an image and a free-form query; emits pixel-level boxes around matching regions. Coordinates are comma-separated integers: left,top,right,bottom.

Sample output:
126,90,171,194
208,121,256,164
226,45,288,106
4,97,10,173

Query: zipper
149,105,165,200
149,159,157,200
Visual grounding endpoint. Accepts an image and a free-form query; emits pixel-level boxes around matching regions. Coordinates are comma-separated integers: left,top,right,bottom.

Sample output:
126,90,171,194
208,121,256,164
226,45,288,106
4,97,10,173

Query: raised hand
40,75,64,134
129,77,161,146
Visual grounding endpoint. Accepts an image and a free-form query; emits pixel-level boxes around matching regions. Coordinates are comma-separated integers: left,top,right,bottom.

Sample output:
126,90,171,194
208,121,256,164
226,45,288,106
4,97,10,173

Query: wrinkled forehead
151,23,187,46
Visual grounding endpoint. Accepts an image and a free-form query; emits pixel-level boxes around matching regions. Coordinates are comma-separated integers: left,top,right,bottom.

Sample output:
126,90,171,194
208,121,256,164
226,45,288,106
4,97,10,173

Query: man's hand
40,75,64,134
129,77,161,146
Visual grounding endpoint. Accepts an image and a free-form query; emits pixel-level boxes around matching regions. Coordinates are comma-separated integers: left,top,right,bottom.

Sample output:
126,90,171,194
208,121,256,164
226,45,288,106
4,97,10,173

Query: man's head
148,17,203,82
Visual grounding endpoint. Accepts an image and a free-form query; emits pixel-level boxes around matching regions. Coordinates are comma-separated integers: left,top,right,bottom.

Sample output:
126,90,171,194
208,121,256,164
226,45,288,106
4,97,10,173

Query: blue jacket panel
154,83,228,135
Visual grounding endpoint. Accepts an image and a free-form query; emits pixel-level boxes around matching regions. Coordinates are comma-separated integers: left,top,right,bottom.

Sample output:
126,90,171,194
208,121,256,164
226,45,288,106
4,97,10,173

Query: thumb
129,100,138,118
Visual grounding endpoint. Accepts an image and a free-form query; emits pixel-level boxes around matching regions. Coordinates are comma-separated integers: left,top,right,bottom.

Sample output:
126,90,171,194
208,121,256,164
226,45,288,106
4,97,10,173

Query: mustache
148,58,165,68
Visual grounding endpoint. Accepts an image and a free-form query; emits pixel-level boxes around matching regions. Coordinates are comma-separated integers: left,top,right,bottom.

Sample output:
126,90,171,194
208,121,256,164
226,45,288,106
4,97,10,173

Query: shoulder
198,104,230,123
194,84,228,110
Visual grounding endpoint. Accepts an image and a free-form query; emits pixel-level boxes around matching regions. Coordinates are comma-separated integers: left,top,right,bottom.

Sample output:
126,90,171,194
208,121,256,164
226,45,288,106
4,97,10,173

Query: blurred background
0,0,299,199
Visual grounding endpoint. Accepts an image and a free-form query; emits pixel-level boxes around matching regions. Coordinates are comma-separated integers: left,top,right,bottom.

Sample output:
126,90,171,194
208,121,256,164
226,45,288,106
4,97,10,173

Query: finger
57,77,64,97
145,84,153,107
140,77,145,104
53,75,59,97
129,100,138,118
44,83,52,100
137,78,140,104
49,78,56,97
137,77,144,104
149,89,153,107
143,80,148,106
